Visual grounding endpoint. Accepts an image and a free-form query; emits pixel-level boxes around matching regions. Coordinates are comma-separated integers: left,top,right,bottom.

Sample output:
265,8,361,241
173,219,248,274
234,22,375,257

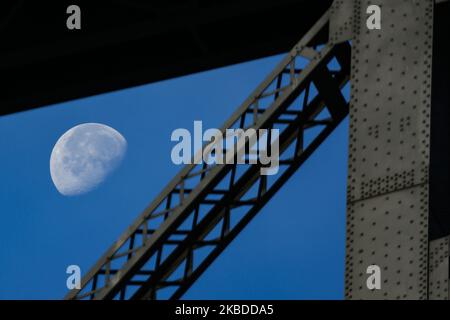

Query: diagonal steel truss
65,9,351,300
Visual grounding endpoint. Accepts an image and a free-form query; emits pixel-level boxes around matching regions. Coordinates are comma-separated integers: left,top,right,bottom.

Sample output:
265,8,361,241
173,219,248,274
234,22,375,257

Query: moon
50,123,127,196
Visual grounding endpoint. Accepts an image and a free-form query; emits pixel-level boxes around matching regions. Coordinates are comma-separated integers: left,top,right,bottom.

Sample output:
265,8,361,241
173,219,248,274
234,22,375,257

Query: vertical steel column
344,0,434,299
429,236,449,299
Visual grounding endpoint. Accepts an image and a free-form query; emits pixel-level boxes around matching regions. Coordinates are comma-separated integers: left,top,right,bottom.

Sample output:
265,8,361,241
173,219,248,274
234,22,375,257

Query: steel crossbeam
65,9,352,300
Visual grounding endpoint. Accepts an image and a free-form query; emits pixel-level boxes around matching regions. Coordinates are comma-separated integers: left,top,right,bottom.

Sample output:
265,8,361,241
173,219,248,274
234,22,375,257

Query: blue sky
0,54,348,300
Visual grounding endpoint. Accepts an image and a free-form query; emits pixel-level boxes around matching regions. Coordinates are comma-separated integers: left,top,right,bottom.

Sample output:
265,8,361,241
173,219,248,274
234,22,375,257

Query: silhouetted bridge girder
65,8,352,300
0,0,332,116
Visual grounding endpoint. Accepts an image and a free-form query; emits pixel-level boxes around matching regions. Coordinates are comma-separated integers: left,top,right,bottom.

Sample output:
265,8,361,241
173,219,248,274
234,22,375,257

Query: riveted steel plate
429,236,449,300
330,0,354,44
345,0,434,299
345,185,429,299
347,0,434,203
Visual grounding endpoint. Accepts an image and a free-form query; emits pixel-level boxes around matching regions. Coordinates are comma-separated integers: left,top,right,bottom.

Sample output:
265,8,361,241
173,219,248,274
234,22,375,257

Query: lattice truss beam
66,10,351,300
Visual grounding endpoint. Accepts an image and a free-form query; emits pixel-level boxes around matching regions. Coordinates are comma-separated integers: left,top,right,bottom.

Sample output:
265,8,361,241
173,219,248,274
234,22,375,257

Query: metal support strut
66,8,351,300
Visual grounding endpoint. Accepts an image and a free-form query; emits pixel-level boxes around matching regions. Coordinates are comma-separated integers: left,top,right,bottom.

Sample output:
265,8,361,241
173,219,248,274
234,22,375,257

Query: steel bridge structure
1,0,449,300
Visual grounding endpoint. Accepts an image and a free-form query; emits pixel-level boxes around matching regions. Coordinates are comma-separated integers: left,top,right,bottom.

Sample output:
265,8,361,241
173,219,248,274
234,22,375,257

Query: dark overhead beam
0,0,331,116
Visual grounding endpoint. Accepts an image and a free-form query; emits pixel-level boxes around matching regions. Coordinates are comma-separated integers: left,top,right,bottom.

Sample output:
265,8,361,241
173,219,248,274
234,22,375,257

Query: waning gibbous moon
50,123,127,196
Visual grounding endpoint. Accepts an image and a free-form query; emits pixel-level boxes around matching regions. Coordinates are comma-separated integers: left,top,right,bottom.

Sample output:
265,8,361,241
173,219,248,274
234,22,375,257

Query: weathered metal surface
345,0,434,299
